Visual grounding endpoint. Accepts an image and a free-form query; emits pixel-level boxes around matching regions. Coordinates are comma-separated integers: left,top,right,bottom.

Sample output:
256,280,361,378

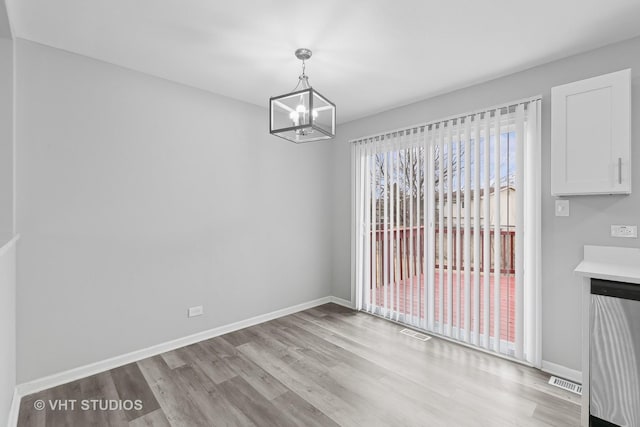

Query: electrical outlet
611,225,637,238
188,305,204,318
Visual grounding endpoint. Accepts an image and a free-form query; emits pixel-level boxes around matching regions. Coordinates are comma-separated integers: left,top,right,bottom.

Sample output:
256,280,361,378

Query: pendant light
269,48,336,143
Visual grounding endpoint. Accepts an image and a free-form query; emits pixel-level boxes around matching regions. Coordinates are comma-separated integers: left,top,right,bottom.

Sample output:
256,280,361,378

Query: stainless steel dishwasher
590,279,640,427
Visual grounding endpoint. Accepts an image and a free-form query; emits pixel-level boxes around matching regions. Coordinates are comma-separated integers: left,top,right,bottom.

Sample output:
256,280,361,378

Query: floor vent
548,376,582,395
400,328,432,342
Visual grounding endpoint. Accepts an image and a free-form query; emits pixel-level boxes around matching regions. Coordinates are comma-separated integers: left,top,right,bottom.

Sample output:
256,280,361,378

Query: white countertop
574,245,640,284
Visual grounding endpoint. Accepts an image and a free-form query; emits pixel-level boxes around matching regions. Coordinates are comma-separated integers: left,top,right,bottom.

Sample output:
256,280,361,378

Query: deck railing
370,225,515,286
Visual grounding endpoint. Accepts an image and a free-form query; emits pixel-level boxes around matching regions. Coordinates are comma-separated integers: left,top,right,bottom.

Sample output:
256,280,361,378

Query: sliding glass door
352,99,541,365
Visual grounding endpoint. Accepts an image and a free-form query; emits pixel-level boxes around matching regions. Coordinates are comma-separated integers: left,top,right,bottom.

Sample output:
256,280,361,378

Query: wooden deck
371,270,516,342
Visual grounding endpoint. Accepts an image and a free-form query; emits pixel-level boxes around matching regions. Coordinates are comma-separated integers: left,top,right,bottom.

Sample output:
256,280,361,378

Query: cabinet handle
618,157,622,184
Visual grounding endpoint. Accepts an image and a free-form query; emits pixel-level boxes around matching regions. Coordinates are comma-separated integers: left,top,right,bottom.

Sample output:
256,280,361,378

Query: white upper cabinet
551,69,631,195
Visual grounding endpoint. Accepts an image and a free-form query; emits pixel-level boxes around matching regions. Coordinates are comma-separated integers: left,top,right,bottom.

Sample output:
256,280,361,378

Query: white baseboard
7,387,20,427
329,296,354,309
15,296,334,398
541,360,582,384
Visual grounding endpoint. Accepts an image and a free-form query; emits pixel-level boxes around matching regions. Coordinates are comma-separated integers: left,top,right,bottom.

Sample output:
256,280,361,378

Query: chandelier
269,48,336,143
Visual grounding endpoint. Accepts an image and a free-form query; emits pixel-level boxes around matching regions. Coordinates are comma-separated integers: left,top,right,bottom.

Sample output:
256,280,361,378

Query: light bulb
296,104,306,113
312,109,318,119
289,111,299,126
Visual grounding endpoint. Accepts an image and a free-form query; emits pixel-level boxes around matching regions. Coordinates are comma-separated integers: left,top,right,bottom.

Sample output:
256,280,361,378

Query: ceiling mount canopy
269,48,336,143
294,48,312,61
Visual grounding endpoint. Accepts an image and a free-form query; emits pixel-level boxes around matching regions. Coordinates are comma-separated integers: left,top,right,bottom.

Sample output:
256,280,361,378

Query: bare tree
371,142,464,229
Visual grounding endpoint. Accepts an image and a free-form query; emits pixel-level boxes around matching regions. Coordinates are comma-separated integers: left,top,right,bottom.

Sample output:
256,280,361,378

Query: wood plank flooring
17,303,581,426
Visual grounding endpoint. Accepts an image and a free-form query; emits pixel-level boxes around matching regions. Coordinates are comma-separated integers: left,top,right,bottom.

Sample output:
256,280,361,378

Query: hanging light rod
269,48,336,143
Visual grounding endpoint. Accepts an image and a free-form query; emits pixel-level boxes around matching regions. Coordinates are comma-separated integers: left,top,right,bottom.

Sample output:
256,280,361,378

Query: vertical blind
351,97,541,365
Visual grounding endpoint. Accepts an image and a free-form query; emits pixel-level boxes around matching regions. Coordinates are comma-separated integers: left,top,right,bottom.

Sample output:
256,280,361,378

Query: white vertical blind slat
370,141,377,313
408,139,415,323
534,100,542,367
363,141,372,313
417,140,422,325
472,115,482,346
401,132,408,319
493,108,502,353
383,144,391,317
358,141,365,311
353,142,363,310
394,134,402,322
416,139,423,327
482,112,491,350
524,100,542,367
463,116,472,343
446,122,453,336
515,104,525,360
455,121,462,340
387,141,397,317
426,129,434,331
438,124,445,335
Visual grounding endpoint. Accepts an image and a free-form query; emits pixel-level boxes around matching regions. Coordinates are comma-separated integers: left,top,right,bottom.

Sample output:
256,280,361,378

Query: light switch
555,199,569,217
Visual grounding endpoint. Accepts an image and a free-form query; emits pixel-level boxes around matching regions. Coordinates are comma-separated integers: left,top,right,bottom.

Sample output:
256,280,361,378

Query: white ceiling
7,0,640,123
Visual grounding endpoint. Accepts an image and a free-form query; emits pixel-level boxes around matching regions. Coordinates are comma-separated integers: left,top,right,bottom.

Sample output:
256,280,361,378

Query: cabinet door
551,69,631,195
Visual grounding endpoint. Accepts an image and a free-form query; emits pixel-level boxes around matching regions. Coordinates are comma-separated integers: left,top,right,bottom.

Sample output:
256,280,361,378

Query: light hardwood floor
18,303,581,426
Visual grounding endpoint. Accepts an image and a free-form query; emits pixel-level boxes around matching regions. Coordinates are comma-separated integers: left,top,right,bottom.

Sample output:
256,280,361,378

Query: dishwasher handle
591,278,640,301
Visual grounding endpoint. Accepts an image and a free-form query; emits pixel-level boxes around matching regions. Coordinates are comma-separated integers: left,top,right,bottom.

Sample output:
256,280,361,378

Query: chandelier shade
269,49,336,143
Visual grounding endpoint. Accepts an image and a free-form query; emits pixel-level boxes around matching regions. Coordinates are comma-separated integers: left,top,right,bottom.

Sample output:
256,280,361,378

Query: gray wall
331,36,640,372
0,36,15,427
0,0,10,39
16,40,333,382
0,242,16,426
0,37,12,234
